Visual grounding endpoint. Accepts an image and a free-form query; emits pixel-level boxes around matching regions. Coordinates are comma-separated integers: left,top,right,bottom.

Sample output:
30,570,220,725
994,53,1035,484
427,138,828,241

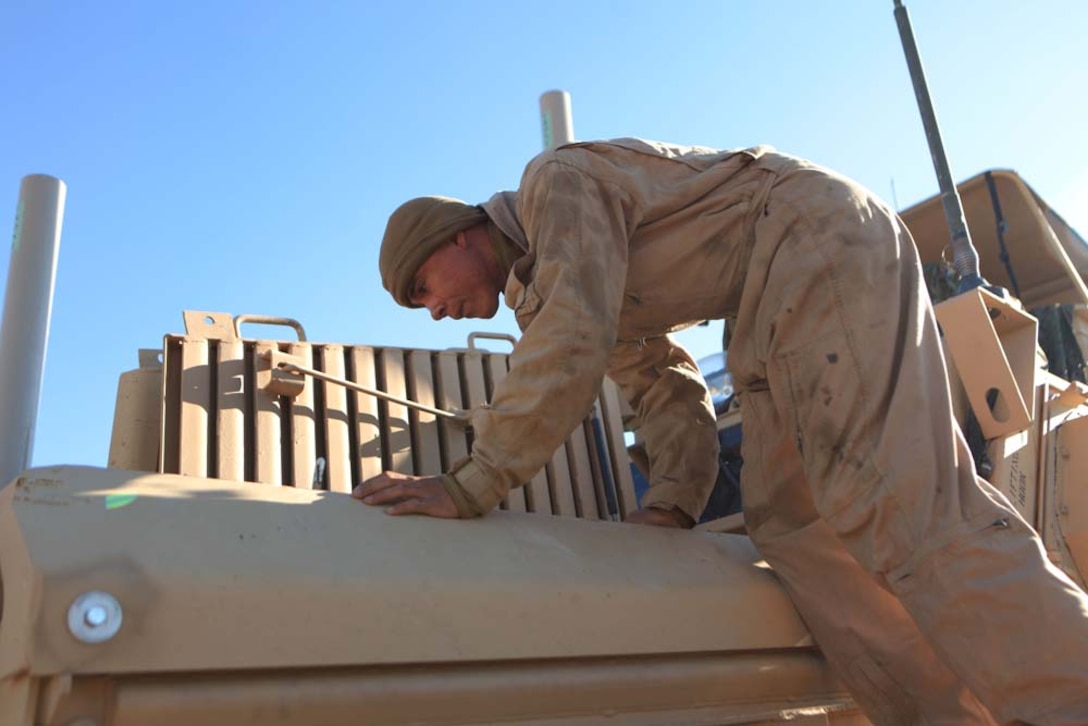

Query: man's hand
352,471,459,518
624,506,695,529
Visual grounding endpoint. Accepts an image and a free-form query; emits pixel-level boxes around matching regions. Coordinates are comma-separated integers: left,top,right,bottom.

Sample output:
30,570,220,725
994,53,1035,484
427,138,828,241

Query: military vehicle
2,3,1085,724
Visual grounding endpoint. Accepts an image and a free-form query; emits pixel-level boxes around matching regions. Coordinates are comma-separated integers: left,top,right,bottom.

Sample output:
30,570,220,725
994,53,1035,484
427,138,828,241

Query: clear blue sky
2,1,1086,470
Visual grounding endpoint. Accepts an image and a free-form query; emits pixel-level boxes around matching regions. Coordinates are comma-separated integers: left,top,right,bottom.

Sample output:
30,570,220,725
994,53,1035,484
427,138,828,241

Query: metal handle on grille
261,350,471,424
467,332,517,351
234,314,308,341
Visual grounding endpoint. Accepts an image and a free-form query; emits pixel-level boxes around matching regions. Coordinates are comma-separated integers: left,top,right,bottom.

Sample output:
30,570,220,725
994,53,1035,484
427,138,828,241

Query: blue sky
2,0,1086,470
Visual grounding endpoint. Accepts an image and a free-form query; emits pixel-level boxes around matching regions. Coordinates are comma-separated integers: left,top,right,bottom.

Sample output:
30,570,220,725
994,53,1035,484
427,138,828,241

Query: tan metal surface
181,310,237,341
1002,374,1088,587
986,381,1044,524
107,350,162,473
600,382,639,516
902,169,1088,308
567,418,603,519
352,345,384,482
287,342,317,489
254,341,284,484
1053,414,1088,587
408,348,443,475
178,336,209,478
216,339,246,482
320,344,353,492
233,313,307,341
380,347,414,475
144,316,644,520
484,351,528,511
933,288,1037,439
0,466,849,724
39,654,855,726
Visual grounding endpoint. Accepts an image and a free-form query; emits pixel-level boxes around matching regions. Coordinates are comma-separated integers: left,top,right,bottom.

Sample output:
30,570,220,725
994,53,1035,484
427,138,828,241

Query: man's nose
427,301,446,321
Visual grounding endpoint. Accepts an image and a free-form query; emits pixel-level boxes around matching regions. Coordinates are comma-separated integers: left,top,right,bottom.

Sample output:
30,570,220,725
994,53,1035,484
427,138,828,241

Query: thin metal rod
277,360,469,423
893,0,986,293
0,175,65,486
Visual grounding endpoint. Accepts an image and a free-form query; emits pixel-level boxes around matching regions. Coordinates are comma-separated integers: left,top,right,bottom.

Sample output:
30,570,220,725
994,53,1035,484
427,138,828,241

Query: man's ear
453,231,468,249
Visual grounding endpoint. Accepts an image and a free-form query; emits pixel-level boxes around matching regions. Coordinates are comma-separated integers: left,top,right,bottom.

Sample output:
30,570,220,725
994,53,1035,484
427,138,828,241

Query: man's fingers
352,473,459,519
352,473,392,499
353,471,411,500
358,481,418,505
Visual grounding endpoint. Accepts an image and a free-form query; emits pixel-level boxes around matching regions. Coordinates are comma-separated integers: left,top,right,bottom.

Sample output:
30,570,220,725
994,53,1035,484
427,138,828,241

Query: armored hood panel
0,466,811,679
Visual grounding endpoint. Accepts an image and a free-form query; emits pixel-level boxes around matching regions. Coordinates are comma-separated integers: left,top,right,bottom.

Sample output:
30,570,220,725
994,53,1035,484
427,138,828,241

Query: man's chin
472,299,500,319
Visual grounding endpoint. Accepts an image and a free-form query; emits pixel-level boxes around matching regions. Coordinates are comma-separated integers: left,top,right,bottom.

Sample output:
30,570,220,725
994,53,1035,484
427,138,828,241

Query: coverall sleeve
446,158,633,515
606,336,719,521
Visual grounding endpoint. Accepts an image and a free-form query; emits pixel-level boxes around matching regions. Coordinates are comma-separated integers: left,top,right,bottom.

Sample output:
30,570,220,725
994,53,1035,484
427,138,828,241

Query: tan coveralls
448,139,1088,724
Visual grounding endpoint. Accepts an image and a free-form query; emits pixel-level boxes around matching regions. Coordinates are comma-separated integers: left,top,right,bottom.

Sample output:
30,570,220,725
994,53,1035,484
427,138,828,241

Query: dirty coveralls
445,139,1088,725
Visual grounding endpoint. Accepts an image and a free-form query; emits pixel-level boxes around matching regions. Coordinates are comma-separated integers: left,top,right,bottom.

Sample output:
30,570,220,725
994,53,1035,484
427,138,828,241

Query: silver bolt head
68,591,123,644
84,605,108,628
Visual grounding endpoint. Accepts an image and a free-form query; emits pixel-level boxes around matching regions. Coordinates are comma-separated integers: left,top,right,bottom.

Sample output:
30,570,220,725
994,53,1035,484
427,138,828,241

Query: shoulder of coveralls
517,138,654,194
517,137,745,186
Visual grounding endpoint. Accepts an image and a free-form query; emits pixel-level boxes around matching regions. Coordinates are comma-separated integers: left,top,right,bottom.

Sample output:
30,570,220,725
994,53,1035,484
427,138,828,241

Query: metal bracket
935,287,1038,439
234,314,307,342
182,310,238,340
467,332,517,352
182,310,308,342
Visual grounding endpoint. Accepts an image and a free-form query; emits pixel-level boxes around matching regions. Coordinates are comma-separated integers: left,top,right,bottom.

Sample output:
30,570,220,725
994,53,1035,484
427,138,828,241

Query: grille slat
288,342,316,489
320,344,353,493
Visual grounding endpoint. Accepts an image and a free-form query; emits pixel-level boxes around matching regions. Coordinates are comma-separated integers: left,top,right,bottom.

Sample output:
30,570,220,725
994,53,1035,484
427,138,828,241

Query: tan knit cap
379,196,488,308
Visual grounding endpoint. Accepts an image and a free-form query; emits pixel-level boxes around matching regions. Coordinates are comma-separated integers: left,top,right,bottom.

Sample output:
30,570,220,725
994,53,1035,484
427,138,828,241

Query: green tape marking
105,493,138,510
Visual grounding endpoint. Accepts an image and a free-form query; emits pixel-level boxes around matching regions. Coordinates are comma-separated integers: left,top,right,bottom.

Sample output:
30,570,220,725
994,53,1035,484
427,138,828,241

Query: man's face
408,234,501,321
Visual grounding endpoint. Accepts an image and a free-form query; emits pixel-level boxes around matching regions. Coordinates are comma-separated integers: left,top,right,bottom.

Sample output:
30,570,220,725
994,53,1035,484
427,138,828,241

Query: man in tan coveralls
357,138,1088,724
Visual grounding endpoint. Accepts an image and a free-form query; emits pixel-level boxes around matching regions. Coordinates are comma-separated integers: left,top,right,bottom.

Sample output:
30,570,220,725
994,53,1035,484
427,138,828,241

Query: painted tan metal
178,336,209,478
567,418,603,519
986,382,1043,524
320,344,353,493
483,351,527,511
288,342,317,489
380,348,414,475
271,350,468,421
34,655,855,726
216,339,246,483
352,345,384,483
1055,415,1088,586
181,310,237,341
107,349,162,473
1034,375,1088,586
467,330,518,351
408,349,442,475
233,313,307,341
254,341,283,484
549,426,578,516
902,169,1088,308
151,316,646,522
933,287,1038,439
0,466,853,724
494,351,550,512
0,676,35,726
257,343,306,398
940,336,972,433
600,382,639,516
